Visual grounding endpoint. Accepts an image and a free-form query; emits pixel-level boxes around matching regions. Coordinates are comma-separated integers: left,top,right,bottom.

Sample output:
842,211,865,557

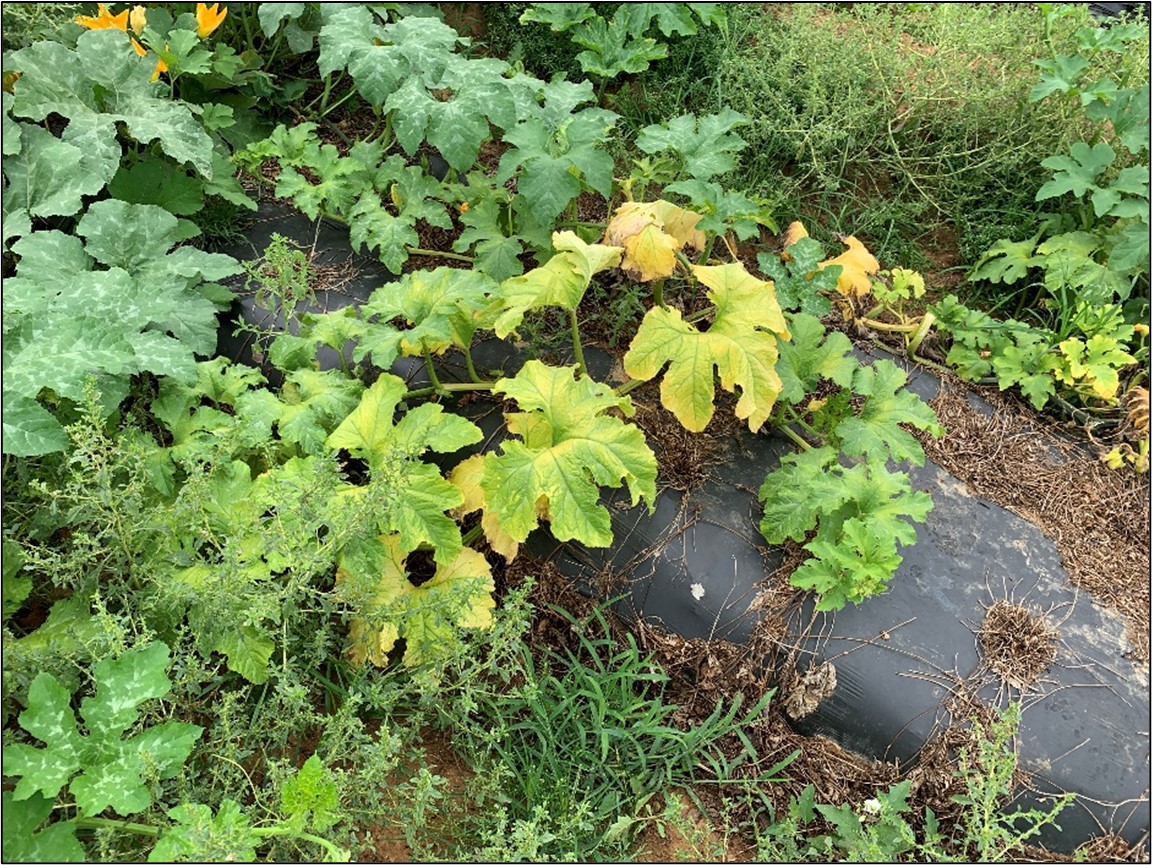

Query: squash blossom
129,5,147,35
76,3,130,31
196,2,227,37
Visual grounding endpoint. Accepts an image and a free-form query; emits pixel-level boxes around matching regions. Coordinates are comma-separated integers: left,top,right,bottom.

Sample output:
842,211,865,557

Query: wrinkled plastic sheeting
530,363,1150,854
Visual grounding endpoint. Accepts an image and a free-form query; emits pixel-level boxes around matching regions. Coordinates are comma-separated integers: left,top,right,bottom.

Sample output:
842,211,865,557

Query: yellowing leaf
493,231,622,337
623,262,789,432
483,361,657,547
337,535,495,667
603,200,705,282
449,454,520,561
821,236,879,299
780,220,809,261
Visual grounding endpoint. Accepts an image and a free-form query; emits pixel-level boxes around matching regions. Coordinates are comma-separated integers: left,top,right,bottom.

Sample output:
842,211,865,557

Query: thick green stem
615,377,646,397
422,342,446,396
405,381,494,401
407,247,474,263
779,423,813,452
569,308,588,377
461,523,485,546
463,346,483,384
907,311,936,355
652,279,667,310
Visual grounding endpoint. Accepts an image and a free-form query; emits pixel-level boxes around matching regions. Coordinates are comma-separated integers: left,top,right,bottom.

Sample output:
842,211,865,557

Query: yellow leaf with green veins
482,361,657,547
493,231,622,337
623,262,789,432
336,534,494,667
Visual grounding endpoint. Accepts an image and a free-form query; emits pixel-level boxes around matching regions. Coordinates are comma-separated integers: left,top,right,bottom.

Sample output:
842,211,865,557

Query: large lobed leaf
624,262,790,432
481,361,657,547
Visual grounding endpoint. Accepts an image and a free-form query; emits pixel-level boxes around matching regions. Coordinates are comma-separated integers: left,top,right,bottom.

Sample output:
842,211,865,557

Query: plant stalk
569,308,588,377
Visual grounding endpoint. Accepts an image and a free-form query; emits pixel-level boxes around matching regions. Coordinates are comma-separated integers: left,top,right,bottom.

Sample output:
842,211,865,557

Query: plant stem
405,381,495,400
779,423,812,451
422,342,446,395
461,523,485,546
907,311,936,354
652,279,666,309
407,247,474,263
569,308,588,377
615,377,646,397
463,346,483,384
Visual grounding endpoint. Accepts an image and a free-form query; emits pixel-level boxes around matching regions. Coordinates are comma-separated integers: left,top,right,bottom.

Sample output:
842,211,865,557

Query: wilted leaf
482,361,657,546
603,199,704,281
820,236,879,299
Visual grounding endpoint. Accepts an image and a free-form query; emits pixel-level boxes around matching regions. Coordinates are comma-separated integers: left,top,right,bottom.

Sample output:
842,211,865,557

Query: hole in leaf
405,549,437,588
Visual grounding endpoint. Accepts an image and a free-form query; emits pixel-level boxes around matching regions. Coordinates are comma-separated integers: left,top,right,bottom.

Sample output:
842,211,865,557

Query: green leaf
664,179,774,239
346,193,418,274
85,29,215,175
326,374,482,471
2,540,31,621
108,157,205,216
2,792,85,864
2,124,103,218
149,800,260,864
277,370,364,455
1029,55,1090,102
281,755,341,832
757,237,836,316
212,627,275,685
968,235,1040,285
3,673,85,801
81,643,173,740
623,262,789,432
493,230,623,337
572,16,667,78
833,361,943,465
327,375,481,562
520,3,596,31
77,199,178,271
759,453,933,611
2,93,22,156
797,518,904,611
1037,141,1116,201
0,392,70,456
757,446,844,544
482,361,657,546
361,267,496,356
774,313,856,404
636,109,747,180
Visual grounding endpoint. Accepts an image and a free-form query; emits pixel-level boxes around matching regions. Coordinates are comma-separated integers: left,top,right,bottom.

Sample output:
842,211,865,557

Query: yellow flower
131,37,146,56
1134,323,1150,336
76,3,130,31
2,71,20,94
129,5,147,35
195,2,227,38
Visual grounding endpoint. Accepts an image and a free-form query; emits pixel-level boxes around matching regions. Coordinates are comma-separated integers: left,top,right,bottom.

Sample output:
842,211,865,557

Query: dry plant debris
977,600,1059,690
